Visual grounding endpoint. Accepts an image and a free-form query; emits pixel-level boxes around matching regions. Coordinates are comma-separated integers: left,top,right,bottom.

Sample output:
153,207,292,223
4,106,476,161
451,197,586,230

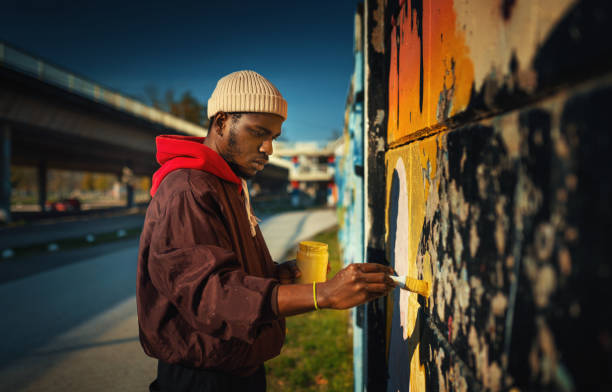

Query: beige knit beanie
207,70,287,120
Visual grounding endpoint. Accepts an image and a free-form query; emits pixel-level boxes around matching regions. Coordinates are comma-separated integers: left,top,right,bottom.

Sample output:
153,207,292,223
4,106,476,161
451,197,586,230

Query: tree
144,85,163,110
169,91,206,127
329,128,342,140
143,86,208,127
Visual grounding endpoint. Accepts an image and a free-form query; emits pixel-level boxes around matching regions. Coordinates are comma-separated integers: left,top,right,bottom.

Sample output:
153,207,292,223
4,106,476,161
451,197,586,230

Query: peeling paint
469,276,484,307
534,265,556,308
534,223,555,261
557,247,571,276
491,292,508,317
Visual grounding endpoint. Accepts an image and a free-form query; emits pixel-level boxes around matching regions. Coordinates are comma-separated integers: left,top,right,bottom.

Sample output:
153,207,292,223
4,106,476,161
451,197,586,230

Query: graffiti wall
338,0,612,390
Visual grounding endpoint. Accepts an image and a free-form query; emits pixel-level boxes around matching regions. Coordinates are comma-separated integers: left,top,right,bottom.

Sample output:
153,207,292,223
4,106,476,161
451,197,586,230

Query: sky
0,0,362,142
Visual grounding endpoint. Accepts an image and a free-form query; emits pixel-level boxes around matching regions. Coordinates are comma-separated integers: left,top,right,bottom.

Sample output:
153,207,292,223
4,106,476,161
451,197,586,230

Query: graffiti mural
340,0,612,390
383,81,612,390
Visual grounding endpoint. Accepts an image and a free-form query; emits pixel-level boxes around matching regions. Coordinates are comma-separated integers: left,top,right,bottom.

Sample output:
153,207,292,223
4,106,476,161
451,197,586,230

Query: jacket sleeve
147,189,279,344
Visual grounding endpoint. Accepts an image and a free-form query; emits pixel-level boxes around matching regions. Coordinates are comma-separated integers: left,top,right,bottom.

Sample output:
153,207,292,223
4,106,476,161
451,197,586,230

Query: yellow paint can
296,241,328,284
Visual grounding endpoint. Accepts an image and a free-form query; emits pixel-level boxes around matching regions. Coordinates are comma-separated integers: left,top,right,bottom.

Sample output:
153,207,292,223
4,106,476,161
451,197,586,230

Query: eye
249,128,267,138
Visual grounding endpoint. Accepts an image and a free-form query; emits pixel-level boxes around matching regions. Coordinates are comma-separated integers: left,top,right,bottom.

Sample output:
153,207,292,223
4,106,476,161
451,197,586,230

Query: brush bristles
404,277,430,298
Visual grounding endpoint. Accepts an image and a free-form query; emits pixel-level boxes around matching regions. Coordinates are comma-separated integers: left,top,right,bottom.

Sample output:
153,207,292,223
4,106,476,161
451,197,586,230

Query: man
137,70,394,391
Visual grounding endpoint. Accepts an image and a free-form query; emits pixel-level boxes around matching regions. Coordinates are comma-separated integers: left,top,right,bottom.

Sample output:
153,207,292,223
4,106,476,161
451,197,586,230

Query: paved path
0,208,337,391
260,208,338,261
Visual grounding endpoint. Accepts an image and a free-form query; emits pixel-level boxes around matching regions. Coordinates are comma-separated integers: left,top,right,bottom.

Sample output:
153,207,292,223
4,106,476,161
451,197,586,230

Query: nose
259,139,273,156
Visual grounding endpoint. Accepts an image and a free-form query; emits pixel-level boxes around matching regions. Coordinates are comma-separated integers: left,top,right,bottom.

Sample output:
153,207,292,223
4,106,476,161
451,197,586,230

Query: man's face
217,112,284,179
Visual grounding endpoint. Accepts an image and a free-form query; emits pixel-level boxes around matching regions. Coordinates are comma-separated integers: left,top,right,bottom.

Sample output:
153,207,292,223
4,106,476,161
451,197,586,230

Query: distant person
136,70,394,392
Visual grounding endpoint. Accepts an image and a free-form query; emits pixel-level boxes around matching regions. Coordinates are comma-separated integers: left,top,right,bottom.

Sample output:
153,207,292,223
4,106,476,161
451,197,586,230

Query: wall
337,5,367,391
339,0,612,390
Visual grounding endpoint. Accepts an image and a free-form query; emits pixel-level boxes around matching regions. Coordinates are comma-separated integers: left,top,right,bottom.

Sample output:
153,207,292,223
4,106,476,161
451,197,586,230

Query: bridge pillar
37,160,47,212
0,124,11,222
121,166,134,208
126,184,134,208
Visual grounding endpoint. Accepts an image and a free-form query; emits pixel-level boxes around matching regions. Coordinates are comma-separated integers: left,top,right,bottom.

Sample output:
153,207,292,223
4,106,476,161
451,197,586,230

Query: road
0,213,145,250
0,208,337,391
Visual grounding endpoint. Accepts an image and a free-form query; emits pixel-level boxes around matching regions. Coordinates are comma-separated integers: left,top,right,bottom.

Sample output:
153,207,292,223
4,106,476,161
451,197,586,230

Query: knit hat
207,70,287,120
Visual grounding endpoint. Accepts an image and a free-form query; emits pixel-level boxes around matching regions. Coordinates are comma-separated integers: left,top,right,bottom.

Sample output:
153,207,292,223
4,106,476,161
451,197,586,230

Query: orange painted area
388,0,474,145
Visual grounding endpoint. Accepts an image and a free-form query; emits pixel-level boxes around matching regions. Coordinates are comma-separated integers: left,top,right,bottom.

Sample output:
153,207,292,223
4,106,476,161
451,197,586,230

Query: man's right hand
276,263,395,317
317,263,395,309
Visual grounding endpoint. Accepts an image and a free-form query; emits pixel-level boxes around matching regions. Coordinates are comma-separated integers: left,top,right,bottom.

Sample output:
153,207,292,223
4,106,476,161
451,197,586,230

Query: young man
137,70,394,391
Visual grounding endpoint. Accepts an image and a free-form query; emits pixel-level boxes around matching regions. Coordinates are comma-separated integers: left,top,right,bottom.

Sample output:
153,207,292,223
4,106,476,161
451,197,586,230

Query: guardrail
0,41,206,137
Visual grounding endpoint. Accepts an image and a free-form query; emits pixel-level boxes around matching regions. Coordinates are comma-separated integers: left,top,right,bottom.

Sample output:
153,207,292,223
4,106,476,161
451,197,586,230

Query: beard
227,160,254,179
220,126,254,179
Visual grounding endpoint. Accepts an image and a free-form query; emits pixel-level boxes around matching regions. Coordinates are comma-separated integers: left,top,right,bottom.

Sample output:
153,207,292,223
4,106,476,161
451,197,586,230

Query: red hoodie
150,135,242,197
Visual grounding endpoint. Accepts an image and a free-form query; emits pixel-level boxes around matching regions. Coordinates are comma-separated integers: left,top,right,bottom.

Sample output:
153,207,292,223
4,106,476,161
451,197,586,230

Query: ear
215,112,229,136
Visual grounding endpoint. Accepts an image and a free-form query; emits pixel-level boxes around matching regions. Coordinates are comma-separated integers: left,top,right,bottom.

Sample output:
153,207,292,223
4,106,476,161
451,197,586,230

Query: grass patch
266,227,353,391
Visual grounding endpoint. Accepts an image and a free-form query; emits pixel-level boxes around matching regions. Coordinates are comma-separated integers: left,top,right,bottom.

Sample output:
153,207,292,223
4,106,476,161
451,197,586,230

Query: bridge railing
0,41,206,137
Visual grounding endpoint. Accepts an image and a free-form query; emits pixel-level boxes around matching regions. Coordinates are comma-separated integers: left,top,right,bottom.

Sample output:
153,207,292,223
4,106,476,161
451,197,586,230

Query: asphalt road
0,213,145,249
0,238,156,391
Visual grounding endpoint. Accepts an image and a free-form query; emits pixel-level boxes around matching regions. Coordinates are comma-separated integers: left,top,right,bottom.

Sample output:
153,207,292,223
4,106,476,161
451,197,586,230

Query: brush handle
389,275,405,287
390,275,430,298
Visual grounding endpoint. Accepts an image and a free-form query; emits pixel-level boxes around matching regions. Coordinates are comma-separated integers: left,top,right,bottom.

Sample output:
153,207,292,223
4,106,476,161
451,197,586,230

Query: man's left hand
276,260,301,284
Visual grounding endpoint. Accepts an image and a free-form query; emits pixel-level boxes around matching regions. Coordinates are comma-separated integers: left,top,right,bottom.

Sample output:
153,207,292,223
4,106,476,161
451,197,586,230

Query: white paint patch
392,158,414,340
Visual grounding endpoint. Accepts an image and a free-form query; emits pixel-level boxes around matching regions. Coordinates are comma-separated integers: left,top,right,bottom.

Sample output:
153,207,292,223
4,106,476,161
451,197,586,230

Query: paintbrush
389,275,430,298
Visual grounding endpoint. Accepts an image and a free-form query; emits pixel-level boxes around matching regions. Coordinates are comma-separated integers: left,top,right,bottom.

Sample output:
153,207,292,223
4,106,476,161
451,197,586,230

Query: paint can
296,241,328,284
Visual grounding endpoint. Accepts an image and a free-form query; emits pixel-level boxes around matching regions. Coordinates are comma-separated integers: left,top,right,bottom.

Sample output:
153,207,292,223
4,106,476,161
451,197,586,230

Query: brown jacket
137,167,285,376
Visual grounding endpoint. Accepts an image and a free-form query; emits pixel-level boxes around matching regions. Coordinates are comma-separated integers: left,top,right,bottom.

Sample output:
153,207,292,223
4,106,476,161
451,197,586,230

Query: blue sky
0,0,361,141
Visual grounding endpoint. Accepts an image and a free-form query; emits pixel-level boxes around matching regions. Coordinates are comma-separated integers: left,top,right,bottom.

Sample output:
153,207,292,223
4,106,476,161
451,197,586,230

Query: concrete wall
339,0,612,390
337,5,368,391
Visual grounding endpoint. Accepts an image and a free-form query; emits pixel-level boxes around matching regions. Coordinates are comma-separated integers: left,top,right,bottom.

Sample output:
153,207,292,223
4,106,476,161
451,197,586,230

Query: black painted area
534,1,612,92
409,0,424,114
556,86,612,390
365,0,392,389
506,109,554,389
435,124,516,370
507,91,612,391
501,0,516,20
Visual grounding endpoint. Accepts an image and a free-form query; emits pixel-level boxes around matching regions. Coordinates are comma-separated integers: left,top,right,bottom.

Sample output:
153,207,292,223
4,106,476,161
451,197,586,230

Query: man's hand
276,259,301,284
317,263,395,310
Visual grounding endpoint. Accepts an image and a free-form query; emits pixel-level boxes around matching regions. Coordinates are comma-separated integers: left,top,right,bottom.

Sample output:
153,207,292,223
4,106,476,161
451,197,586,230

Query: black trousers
149,360,267,392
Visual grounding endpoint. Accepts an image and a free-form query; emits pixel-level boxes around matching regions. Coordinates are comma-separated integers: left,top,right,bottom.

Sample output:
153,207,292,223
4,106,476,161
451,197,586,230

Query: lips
253,159,268,170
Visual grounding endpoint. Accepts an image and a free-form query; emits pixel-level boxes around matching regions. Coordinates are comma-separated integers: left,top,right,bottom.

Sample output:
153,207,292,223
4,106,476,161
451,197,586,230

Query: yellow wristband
313,282,319,310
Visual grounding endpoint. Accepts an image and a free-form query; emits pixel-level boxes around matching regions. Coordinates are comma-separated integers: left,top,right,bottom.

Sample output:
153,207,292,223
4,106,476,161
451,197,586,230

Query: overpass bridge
0,42,290,222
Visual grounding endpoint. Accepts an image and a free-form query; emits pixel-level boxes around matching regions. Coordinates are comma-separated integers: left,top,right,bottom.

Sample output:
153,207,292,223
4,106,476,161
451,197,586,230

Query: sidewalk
260,208,338,261
0,208,338,391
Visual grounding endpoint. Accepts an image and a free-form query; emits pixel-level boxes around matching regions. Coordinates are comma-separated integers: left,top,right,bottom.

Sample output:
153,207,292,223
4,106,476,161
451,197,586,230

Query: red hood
150,135,241,197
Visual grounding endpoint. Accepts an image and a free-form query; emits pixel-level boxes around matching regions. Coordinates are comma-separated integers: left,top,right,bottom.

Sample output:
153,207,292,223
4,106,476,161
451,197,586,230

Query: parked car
46,198,81,212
